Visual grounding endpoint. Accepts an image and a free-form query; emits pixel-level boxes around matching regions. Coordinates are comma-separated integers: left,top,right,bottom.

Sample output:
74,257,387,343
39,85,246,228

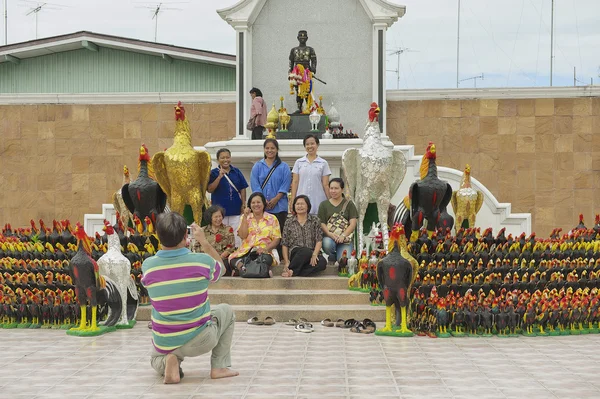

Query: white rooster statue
97,220,138,327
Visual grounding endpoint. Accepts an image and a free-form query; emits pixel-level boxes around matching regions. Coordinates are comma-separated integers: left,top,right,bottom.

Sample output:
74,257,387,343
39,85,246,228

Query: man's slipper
321,318,334,327
285,319,298,326
334,318,346,328
362,318,377,333
342,319,359,329
264,316,276,326
247,316,264,325
295,323,314,333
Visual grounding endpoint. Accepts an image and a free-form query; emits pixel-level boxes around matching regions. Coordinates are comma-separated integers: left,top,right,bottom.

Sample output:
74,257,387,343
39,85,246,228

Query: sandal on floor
342,319,359,329
264,316,276,326
285,319,298,326
362,318,377,333
321,318,334,327
247,316,264,325
295,323,314,333
334,318,346,328
298,318,308,323
350,323,366,333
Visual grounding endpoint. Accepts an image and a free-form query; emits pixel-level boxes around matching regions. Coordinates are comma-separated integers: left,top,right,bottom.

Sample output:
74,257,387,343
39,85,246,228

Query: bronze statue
288,30,317,114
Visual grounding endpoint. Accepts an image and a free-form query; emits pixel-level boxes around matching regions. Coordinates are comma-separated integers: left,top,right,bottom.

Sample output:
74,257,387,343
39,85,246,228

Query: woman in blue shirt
207,148,248,248
250,139,292,259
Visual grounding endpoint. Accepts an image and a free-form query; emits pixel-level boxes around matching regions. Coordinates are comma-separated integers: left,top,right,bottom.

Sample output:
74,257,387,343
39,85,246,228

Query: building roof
0,31,236,67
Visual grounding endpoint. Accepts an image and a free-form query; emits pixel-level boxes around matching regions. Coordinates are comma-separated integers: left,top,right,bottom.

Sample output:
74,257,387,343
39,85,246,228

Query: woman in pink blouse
249,88,267,140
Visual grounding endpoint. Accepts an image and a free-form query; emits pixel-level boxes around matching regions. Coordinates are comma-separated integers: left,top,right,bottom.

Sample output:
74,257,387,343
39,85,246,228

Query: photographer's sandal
247,316,264,325
264,316,276,326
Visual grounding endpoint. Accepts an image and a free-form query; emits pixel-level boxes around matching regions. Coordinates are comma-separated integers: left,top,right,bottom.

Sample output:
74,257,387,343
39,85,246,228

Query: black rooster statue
122,144,167,229
376,224,419,336
400,141,453,242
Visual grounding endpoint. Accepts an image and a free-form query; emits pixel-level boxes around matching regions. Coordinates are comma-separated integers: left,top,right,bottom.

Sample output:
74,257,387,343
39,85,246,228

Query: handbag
246,115,258,131
326,199,353,242
239,249,271,278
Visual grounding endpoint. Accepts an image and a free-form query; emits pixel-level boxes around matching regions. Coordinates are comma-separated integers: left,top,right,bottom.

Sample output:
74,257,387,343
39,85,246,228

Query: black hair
204,205,226,225
329,177,345,189
303,134,320,147
249,87,263,97
247,192,267,210
155,212,187,248
292,195,312,214
216,148,231,159
263,138,281,163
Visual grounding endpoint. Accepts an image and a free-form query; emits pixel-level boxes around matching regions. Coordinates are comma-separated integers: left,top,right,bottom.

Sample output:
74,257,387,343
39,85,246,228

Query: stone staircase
136,265,385,323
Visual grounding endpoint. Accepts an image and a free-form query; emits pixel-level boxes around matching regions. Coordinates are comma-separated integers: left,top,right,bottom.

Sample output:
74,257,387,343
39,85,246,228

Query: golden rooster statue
450,164,484,232
151,102,211,224
113,165,135,229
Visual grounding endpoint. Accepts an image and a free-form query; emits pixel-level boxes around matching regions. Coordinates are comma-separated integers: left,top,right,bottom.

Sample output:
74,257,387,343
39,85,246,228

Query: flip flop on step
264,316,276,326
350,322,366,333
321,318,334,327
362,319,377,334
295,323,314,333
342,319,359,329
247,316,264,325
334,318,346,328
285,319,298,326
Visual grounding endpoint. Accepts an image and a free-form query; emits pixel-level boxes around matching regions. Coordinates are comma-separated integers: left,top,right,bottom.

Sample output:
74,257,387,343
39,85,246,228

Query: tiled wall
0,103,235,228
1,98,599,234
387,97,600,235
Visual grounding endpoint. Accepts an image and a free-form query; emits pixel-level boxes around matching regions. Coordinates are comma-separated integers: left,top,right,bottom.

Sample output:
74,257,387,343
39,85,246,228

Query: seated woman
228,192,281,275
318,178,358,263
193,205,235,276
281,195,327,278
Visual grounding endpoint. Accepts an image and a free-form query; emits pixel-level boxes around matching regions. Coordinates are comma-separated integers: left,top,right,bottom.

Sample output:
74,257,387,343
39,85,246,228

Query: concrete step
209,289,370,306
136,304,385,323
213,276,350,290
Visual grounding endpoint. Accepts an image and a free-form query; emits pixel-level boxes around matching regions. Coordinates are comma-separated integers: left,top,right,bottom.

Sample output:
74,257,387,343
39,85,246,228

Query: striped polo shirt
141,247,223,354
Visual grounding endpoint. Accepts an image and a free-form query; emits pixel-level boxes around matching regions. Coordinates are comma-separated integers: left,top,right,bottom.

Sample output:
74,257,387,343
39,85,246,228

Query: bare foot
281,269,292,277
210,368,239,379
163,354,181,384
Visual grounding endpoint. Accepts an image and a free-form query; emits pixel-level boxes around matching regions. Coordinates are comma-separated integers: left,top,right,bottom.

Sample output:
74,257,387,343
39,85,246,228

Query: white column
372,23,388,139
234,25,253,140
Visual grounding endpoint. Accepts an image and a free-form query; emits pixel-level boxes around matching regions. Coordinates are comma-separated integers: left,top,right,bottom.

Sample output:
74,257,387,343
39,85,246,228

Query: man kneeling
142,212,238,383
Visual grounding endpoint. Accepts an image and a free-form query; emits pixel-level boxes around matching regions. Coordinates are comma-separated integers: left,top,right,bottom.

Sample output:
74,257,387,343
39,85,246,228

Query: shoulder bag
223,173,242,200
239,249,271,278
261,160,281,190
326,199,353,242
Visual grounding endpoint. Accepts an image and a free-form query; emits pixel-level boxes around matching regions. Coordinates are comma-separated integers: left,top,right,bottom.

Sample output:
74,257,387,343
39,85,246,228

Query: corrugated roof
0,31,236,67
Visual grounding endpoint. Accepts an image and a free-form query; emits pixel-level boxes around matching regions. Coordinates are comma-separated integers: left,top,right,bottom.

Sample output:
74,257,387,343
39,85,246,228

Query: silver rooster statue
342,102,407,252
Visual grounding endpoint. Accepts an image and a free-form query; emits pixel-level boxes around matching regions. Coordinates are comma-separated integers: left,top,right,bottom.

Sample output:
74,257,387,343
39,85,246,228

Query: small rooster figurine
376,224,419,336
96,220,138,327
151,101,211,224
113,165,135,229
121,144,167,229
451,164,484,232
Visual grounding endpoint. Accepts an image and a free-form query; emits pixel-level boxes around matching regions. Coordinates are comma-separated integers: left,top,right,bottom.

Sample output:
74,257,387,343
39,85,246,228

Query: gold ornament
265,104,279,139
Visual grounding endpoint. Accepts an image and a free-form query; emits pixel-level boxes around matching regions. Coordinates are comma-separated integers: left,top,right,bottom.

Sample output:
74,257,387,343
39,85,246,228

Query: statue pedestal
275,114,325,140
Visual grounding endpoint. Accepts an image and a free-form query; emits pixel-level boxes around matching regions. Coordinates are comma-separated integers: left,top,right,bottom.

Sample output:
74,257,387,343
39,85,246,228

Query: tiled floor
2,322,600,398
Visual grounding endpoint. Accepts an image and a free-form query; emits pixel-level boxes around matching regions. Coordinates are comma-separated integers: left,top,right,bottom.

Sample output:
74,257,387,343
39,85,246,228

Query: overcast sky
2,0,598,89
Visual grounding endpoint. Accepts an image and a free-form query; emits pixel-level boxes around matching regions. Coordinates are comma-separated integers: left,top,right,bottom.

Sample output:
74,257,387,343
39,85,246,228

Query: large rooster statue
450,164,484,231
113,165,135,229
376,224,419,336
397,141,453,242
151,102,211,224
342,102,407,251
122,144,167,228
96,220,138,327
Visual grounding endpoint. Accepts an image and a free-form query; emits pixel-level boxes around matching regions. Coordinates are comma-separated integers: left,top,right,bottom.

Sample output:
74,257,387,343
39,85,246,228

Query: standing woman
249,88,267,140
318,178,358,263
281,195,327,277
250,139,292,258
207,148,248,247
290,134,331,214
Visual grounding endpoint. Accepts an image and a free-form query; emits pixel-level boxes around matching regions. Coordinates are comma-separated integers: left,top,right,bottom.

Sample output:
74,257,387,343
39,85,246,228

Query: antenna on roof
20,1,69,39
135,2,187,43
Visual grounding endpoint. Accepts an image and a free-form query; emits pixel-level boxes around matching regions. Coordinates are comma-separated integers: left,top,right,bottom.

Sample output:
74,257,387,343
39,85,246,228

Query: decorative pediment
218,0,405,28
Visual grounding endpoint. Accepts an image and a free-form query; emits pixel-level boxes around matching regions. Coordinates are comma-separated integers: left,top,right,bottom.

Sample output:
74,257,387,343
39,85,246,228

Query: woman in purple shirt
290,135,331,215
